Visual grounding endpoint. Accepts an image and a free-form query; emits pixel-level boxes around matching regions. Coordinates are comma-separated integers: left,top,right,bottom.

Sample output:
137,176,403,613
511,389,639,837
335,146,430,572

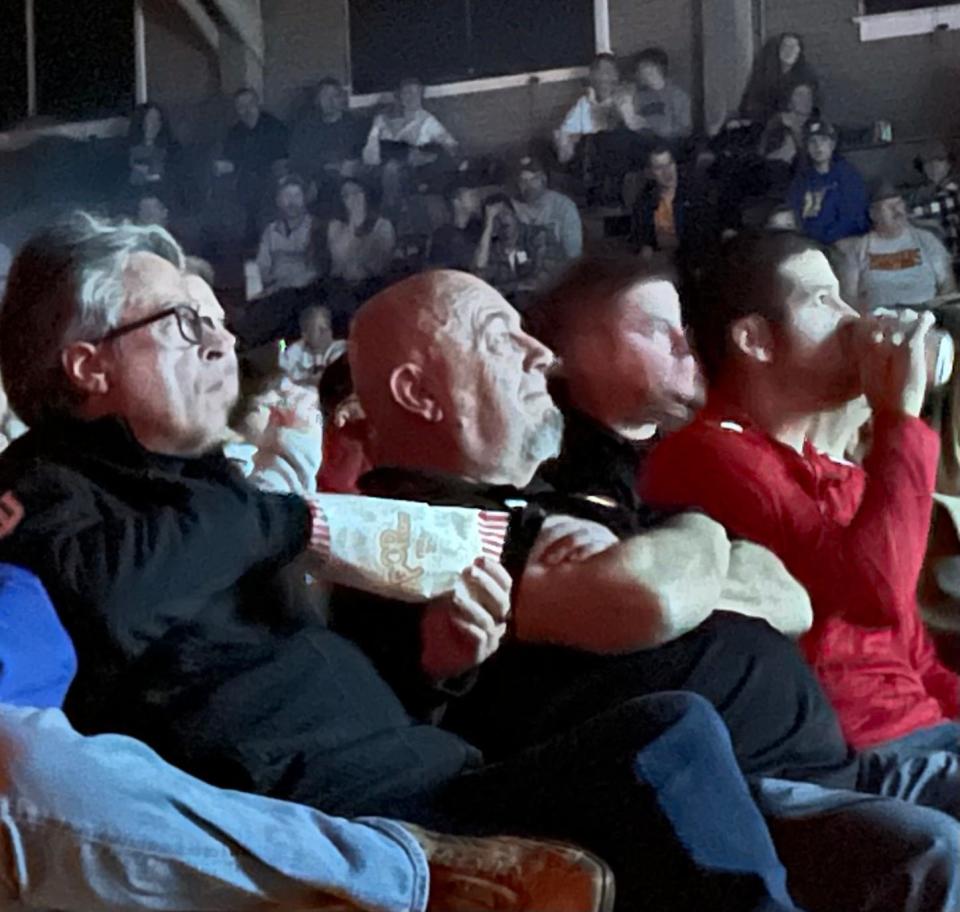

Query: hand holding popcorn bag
304,493,510,601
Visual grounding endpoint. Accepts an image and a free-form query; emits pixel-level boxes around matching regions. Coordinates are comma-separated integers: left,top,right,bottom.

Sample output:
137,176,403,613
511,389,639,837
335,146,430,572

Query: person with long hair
126,102,180,188
326,178,396,284
740,33,820,126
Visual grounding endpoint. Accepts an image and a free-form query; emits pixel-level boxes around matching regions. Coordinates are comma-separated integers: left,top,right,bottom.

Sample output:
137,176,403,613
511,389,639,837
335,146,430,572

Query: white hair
0,212,185,426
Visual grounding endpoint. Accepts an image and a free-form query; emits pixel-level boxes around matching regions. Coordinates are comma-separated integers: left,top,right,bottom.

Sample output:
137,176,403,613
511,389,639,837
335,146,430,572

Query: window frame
854,1,960,41
347,0,611,108
14,0,146,123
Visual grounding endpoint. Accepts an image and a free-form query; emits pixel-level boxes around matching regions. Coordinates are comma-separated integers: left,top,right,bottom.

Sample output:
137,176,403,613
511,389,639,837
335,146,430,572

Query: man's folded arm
515,512,731,653
717,540,813,637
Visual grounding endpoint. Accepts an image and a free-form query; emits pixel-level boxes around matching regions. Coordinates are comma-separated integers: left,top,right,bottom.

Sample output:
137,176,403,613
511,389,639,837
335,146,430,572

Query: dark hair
128,102,176,148
333,177,381,237
645,141,676,168
778,33,805,63
635,47,669,75
776,79,817,114
482,192,516,214
318,352,353,421
526,256,677,353
317,76,343,92
688,231,823,382
276,174,308,198
398,76,423,91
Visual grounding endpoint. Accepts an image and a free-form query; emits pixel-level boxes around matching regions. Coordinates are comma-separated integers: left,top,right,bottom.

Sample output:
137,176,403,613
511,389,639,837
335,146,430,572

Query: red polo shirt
641,399,959,749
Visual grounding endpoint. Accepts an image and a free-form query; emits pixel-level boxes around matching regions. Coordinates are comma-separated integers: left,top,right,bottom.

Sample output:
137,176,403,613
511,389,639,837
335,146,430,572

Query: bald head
350,270,561,486
350,270,482,412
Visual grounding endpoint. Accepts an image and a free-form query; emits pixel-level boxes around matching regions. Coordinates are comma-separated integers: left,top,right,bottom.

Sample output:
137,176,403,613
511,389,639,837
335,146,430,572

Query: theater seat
0,563,76,709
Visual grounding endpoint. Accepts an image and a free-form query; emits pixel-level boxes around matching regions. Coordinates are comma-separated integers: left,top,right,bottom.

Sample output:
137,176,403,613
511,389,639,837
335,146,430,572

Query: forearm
852,414,939,601
516,513,730,652
717,541,812,637
473,225,494,270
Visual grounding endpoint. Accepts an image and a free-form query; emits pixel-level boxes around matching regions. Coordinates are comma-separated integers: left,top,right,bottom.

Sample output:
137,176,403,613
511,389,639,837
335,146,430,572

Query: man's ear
730,315,775,365
61,342,111,397
388,363,443,422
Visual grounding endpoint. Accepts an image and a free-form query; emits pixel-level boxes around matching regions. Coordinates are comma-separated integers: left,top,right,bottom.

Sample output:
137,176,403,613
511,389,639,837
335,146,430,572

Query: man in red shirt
642,231,960,754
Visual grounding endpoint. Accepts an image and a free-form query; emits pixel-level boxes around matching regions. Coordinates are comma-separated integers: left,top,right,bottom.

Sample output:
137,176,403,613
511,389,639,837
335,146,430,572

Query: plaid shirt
911,177,960,261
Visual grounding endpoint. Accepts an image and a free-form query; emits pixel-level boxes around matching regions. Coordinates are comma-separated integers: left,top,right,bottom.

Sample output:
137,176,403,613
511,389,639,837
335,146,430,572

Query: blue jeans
0,695,801,912
755,777,960,912
386,692,803,912
869,720,960,756
0,705,428,912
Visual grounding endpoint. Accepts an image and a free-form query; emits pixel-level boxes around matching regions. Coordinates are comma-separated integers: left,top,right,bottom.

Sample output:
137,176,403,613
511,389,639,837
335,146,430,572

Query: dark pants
375,692,801,912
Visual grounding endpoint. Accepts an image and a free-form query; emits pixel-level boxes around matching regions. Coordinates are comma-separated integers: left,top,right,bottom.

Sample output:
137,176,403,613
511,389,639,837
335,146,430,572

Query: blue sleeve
821,165,869,245
0,564,76,708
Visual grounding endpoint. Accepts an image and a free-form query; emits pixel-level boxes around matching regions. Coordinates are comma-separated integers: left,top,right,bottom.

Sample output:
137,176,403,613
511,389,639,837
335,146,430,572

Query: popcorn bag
305,494,510,601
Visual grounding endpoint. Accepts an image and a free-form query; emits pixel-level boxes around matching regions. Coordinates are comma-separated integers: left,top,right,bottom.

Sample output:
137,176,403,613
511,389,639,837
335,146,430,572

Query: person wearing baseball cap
511,153,583,261
787,118,869,245
910,140,960,267
835,176,956,311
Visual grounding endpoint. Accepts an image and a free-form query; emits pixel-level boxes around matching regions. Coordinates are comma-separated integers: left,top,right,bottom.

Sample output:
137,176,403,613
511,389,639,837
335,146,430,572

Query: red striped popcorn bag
304,494,510,601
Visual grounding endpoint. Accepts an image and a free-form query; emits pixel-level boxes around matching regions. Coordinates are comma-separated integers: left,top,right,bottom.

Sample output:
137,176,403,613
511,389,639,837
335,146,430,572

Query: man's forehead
780,250,837,291
617,280,681,321
184,274,225,318
123,252,186,309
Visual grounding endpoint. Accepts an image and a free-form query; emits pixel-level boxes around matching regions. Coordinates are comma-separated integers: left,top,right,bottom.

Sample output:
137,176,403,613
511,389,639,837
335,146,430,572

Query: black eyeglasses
100,304,207,347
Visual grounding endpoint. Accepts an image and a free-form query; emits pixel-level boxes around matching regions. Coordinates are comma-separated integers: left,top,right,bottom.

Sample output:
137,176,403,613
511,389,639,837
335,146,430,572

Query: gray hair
0,211,185,427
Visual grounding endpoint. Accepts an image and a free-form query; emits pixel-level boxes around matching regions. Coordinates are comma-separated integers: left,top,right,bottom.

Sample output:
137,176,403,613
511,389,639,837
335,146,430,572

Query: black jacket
0,417,474,813
341,465,859,791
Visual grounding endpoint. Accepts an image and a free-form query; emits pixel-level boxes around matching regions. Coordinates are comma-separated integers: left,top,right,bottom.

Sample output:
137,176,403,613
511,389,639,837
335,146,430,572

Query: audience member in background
256,175,322,293
910,140,960,270
619,47,692,144
643,232,960,756
788,119,868,245
725,122,800,233
317,354,370,494
473,193,560,297
427,181,483,269
126,102,181,191
836,179,956,312
740,33,820,126
133,188,170,229
632,143,717,273
557,54,646,206
513,155,583,262
327,177,396,286
555,54,624,165
278,305,346,386
362,77,459,208
762,81,817,151
288,77,365,210
216,88,290,244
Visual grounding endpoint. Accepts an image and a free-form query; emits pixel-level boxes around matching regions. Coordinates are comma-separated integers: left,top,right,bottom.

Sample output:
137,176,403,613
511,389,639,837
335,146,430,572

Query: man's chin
524,405,564,466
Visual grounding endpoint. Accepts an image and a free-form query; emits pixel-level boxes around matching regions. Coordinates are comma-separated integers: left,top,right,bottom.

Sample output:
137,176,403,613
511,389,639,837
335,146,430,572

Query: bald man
338,270,960,912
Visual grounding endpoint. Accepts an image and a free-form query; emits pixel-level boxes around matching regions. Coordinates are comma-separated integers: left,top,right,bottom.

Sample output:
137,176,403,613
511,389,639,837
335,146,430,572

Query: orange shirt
653,189,679,251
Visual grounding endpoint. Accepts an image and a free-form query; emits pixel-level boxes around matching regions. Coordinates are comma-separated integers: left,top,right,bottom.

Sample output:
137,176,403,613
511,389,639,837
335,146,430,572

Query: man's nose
523,334,555,373
203,321,237,360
